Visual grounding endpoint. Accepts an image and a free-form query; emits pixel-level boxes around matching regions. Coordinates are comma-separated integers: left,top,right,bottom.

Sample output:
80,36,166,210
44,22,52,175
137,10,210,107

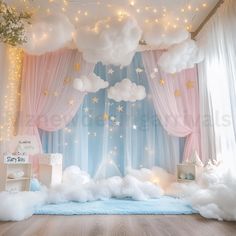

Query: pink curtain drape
18,49,94,170
142,50,201,161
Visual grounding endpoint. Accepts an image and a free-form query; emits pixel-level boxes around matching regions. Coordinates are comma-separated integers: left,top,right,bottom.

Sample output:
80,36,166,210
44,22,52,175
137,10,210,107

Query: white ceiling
6,0,219,32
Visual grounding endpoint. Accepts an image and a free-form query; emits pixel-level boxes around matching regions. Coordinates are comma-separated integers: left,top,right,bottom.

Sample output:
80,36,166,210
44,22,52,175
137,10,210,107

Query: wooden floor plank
0,215,236,236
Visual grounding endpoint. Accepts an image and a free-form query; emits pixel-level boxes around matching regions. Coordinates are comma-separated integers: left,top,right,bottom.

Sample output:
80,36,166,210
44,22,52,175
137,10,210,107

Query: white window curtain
197,0,236,168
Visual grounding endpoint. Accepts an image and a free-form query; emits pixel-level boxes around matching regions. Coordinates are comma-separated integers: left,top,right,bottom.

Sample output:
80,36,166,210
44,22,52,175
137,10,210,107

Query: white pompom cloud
23,13,75,55
108,78,146,102
73,73,109,93
143,24,190,49
158,39,204,74
74,15,142,66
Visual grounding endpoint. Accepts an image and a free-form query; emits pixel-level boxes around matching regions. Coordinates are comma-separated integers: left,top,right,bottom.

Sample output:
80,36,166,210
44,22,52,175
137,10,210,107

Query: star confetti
136,67,143,73
186,81,195,89
108,68,114,74
116,105,124,112
92,97,99,104
159,79,165,86
74,63,81,71
103,112,109,121
174,89,181,97
68,99,75,105
43,90,49,96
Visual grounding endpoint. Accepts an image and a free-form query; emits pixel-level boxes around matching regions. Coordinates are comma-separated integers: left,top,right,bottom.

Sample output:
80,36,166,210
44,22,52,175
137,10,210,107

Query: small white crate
176,164,200,182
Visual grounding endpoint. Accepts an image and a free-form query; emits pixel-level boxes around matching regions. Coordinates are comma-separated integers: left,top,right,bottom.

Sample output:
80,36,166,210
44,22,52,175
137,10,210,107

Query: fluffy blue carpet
34,197,196,215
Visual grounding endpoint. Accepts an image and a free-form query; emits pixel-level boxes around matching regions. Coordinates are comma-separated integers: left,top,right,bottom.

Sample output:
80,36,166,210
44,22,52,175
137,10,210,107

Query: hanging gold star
116,105,123,112
74,63,81,71
92,97,99,104
174,89,181,97
186,81,195,89
43,90,49,96
68,99,75,105
159,79,165,86
103,112,109,121
64,77,73,85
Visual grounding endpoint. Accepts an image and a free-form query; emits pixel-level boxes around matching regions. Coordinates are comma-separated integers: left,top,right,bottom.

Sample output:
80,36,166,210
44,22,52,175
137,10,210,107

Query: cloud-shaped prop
74,16,142,66
108,78,146,102
158,39,204,74
23,13,75,55
143,24,190,49
73,73,109,93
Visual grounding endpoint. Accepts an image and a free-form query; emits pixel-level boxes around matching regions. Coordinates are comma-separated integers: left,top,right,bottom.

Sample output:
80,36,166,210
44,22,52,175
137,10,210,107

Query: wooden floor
0,215,236,236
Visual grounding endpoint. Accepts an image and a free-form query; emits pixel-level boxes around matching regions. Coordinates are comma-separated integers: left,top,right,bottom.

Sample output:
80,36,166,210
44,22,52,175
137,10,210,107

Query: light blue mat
34,197,196,215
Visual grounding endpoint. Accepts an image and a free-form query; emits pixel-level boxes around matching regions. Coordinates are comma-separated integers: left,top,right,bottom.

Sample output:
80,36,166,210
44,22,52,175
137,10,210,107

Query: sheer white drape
197,0,236,167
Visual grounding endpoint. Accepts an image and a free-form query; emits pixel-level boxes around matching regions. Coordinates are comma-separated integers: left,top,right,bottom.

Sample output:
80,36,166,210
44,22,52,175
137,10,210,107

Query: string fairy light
0,46,23,142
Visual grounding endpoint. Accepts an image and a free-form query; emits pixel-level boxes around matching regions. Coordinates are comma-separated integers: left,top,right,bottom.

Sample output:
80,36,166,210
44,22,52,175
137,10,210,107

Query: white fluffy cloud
168,163,236,221
108,78,146,102
158,39,204,74
22,13,75,55
73,73,109,93
74,16,142,66
0,191,46,221
143,25,190,49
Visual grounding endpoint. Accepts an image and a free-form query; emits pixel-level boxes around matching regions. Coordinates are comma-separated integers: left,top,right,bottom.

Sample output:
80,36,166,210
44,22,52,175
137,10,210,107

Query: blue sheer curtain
40,52,185,177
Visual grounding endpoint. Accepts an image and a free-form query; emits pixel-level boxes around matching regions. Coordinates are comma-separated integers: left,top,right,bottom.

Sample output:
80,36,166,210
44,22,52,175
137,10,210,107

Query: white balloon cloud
74,15,142,66
108,78,146,102
22,13,75,55
158,39,204,74
73,73,109,93
143,24,190,49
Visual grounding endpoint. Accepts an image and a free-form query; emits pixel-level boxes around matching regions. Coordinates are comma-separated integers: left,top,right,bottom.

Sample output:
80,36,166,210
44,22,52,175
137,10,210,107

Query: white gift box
39,153,63,165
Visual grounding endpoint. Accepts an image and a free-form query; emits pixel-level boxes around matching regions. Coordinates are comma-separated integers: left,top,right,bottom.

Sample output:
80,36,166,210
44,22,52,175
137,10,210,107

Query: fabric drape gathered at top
18,49,94,170
197,0,236,167
142,51,201,161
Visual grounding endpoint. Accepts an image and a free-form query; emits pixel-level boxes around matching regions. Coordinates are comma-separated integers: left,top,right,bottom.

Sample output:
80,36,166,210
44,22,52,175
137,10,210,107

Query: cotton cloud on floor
73,73,109,93
143,25,190,49
167,164,236,221
74,15,142,66
23,13,75,55
158,39,204,74
0,191,46,221
1,165,236,222
108,78,146,102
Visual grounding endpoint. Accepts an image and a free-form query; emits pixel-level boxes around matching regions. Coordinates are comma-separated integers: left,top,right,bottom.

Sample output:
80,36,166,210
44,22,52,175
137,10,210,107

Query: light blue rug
34,197,196,215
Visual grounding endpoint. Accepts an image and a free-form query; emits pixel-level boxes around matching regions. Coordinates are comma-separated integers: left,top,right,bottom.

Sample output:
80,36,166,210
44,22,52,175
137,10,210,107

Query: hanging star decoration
108,68,114,74
92,97,99,104
136,67,143,73
64,77,73,85
74,63,81,71
159,79,165,86
116,105,124,112
186,81,195,89
103,112,109,121
174,89,181,97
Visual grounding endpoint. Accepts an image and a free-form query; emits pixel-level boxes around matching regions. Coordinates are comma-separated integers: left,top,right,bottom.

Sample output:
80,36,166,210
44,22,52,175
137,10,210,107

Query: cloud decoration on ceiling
143,24,190,49
108,78,146,102
73,73,109,93
22,13,75,55
157,39,204,74
74,15,142,66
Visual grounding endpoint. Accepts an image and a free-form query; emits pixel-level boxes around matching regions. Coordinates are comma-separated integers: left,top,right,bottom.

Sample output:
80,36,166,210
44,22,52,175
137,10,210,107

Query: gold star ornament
174,89,181,97
186,81,195,89
74,63,81,71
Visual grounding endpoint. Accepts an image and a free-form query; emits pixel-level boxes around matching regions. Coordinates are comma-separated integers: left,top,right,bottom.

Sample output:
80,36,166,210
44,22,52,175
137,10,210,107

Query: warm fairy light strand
0,47,23,142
